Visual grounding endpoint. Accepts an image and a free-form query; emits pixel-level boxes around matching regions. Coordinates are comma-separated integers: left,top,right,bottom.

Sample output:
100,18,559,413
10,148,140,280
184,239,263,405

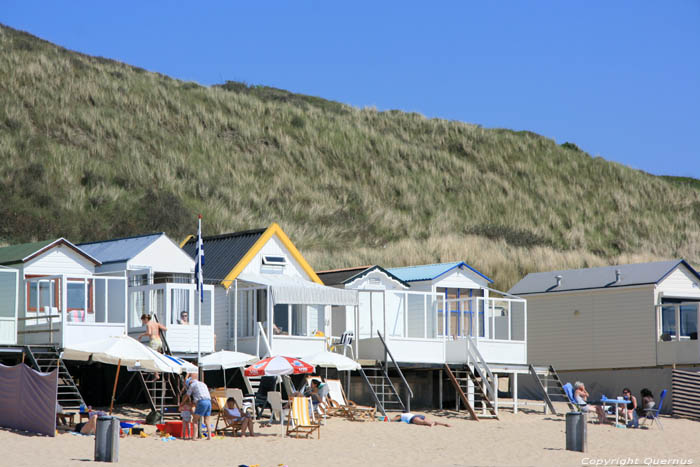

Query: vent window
262,255,287,267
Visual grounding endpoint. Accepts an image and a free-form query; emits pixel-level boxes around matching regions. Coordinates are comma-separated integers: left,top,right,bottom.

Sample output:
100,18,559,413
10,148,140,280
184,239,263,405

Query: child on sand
179,394,194,439
392,412,450,427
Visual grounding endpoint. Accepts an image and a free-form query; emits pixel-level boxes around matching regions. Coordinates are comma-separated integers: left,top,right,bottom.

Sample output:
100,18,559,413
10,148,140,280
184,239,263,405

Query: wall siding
527,286,656,370
130,236,195,274
24,246,95,276
214,287,229,351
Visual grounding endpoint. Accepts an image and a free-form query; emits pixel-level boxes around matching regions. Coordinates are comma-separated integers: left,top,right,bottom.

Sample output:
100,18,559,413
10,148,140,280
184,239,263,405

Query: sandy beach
2,403,697,467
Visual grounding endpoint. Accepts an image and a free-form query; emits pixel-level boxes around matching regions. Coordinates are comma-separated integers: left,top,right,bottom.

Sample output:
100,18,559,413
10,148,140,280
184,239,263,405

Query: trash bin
565,411,587,452
95,416,120,462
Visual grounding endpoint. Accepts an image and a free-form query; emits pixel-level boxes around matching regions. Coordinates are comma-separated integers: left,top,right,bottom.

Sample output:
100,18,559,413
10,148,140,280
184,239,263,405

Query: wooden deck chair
286,396,321,439
213,397,244,437
325,379,376,421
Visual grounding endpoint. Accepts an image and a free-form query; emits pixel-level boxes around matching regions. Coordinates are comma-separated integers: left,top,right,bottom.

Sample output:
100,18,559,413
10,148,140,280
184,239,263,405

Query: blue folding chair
641,389,667,430
562,383,581,409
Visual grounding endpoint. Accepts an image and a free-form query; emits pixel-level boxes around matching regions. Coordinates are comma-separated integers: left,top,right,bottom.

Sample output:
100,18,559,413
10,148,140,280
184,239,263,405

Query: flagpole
197,214,202,379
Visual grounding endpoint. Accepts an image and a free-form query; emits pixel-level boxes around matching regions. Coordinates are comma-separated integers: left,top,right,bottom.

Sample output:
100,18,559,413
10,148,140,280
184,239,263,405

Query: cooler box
164,420,183,438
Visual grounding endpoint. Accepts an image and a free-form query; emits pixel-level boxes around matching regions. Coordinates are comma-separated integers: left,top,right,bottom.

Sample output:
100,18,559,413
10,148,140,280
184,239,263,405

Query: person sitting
619,387,638,427
74,413,99,435
223,397,255,437
640,388,655,417
391,412,450,427
309,379,329,415
573,381,608,424
178,311,189,325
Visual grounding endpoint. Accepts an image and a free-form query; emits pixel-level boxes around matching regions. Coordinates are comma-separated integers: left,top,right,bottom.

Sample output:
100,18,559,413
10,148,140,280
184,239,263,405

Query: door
0,268,19,344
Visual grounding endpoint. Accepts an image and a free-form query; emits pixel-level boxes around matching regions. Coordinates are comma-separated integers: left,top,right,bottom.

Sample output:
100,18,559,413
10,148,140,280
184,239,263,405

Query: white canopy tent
200,351,258,371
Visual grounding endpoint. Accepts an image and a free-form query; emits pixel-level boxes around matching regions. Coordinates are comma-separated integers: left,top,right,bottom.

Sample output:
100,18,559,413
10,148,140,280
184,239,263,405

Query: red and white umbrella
244,355,315,377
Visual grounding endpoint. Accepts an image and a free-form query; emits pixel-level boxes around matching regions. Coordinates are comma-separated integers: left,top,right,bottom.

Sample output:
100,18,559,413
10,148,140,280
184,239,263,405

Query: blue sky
3,1,699,177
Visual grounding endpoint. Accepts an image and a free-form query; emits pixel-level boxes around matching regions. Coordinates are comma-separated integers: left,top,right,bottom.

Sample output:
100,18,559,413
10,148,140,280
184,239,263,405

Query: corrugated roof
78,233,163,264
508,259,700,295
388,261,493,283
181,228,266,283
0,239,54,265
317,265,410,288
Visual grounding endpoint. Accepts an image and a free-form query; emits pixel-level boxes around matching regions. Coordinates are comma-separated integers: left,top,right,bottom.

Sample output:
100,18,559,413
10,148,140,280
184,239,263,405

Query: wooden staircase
528,364,574,415
24,345,86,411
443,364,479,420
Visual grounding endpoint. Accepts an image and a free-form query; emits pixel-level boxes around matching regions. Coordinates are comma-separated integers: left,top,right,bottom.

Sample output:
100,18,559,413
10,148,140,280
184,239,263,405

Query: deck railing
466,334,495,401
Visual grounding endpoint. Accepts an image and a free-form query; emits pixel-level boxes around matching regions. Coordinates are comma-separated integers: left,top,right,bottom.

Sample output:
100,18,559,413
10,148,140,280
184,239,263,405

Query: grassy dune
1,24,698,288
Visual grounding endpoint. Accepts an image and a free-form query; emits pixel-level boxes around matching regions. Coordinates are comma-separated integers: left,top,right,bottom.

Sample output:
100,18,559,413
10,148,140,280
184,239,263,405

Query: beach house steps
528,364,574,415
360,364,407,415
445,364,498,419
138,371,182,419
24,345,86,411
443,364,479,420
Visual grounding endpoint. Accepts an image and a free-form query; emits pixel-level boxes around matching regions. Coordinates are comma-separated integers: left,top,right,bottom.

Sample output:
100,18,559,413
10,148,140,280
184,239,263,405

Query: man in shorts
185,375,212,440
137,314,166,352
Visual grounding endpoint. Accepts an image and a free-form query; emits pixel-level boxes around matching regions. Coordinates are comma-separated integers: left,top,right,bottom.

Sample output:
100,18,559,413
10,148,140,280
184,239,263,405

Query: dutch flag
195,214,204,302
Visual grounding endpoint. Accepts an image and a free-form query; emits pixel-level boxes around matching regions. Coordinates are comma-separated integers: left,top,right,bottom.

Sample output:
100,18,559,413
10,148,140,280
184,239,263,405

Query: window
171,288,191,325
274,304,289,334
262,255,287,267
680,304,698,338
27,281,57,311
661,305,676,338
67,280,93,313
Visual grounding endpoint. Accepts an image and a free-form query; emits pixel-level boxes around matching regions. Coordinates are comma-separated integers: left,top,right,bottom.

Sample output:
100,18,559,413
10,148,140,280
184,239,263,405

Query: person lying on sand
74,414,99,435
392,413,450,427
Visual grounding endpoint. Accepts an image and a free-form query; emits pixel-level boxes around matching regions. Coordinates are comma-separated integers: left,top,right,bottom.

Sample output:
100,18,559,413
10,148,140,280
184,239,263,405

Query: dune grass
1,24,699,289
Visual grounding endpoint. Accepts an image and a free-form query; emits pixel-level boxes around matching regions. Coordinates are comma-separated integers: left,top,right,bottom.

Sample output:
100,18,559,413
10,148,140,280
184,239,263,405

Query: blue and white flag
195,215,204,302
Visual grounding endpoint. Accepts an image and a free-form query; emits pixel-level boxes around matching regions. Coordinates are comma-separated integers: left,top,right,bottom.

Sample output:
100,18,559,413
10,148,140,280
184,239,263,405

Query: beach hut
509,259,700,414
0,238,127,348
78,233,216,355
319,262,532,415
180,223,357,359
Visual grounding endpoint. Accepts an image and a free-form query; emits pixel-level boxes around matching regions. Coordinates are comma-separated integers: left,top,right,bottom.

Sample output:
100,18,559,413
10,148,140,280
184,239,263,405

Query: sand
2,403,697,467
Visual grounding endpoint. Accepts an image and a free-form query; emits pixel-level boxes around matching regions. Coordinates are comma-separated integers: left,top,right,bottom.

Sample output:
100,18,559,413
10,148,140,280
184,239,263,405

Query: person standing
137,314,166,352
185,375,212,440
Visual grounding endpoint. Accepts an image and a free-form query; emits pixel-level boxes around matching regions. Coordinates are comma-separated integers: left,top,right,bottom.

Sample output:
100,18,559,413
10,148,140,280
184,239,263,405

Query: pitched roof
508,259,700,295
388,261,493,284
182,228,266,284
78,233,164,264
0,239,54,265
0,238,101,266
317,265,410,288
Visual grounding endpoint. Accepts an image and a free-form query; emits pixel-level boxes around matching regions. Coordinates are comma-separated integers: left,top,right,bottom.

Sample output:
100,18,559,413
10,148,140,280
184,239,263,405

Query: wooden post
109,359,122,415
513,372,519,414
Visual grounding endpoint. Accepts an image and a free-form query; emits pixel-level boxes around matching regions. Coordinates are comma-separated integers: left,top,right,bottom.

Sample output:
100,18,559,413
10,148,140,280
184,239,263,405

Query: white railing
466,334,495,401
440,296,526,342
257,321,272,357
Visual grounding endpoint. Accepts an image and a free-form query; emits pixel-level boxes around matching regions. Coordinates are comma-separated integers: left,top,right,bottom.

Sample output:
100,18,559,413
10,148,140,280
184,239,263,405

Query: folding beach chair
641,389,667,430
267,391,288,436
213,397,244,437
325,379,376,421
286,396,321,439
254,376,278,419
227,388,255,415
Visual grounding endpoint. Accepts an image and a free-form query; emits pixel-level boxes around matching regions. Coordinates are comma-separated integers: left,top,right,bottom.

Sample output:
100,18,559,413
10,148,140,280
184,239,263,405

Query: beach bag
146,409,163,425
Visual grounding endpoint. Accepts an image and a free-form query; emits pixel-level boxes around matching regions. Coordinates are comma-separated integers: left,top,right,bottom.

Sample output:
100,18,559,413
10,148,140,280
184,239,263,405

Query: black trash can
95,415,120,462
565,411,587,452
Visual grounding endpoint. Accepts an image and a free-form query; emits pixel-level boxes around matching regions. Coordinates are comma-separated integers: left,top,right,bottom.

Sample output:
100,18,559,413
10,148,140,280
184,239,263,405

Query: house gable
23,244,96,276
130,235,194,274
656,263,700,299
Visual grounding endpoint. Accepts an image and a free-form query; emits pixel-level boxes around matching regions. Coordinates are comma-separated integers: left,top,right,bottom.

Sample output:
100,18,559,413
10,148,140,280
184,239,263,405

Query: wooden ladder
443,364,479,420
528,364,574,415
464,365,498,419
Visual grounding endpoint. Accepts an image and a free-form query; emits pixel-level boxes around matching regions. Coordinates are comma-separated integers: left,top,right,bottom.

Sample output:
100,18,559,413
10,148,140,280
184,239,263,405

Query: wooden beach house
78,233,216,355
181,224,358,359
318,262,541,416
0,238,128,348
509,259,700,416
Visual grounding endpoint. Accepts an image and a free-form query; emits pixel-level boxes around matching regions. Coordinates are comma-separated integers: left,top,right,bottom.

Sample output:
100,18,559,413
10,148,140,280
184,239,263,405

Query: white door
0,268,19,344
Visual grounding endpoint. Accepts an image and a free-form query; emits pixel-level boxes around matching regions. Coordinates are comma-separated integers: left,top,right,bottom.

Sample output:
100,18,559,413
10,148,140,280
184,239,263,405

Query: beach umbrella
301,351,361,371
129,346,198,374
200,351,258,371
244,356,314,377
62,334,179,414
200,350,259,389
